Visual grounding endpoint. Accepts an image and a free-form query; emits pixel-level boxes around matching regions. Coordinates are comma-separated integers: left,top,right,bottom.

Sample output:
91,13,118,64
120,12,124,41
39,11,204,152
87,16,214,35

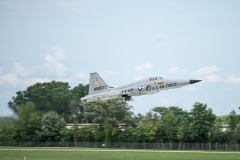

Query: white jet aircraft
81,72,201,103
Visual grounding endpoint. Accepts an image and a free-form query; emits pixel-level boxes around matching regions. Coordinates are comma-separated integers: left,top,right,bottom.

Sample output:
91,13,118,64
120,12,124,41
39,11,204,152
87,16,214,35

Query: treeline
0,81,240,144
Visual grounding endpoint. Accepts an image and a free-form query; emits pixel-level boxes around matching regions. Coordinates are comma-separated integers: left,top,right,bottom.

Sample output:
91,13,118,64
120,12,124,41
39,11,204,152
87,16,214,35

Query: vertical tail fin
88,72,111,95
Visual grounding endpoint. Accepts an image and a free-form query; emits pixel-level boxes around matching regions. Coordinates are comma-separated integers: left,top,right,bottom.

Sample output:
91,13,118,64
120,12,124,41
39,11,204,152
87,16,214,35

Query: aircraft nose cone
190,80,202,84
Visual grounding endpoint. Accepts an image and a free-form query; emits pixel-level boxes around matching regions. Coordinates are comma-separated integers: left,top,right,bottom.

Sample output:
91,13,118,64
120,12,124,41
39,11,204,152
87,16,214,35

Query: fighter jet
81,72,201,103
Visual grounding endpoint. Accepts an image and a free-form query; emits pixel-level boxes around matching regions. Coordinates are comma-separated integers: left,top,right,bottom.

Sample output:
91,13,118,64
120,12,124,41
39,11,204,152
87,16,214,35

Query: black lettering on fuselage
94,85,107,91
166,83,177,88
159,85,165,89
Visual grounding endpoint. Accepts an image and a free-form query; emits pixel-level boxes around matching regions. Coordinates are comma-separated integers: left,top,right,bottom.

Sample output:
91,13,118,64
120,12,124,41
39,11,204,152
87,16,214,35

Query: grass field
0,149,240,160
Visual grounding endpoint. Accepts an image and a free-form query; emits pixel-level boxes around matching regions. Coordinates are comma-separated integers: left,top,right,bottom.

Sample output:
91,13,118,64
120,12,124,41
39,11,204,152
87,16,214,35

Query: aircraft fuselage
81,74,201,103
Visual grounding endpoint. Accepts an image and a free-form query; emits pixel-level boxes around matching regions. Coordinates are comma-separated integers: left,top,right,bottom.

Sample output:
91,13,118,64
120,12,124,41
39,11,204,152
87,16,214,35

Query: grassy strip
0,150,240,160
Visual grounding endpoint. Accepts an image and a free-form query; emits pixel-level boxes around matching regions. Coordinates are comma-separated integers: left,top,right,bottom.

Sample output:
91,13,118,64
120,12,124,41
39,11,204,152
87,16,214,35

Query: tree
153,106,190,145
0,116,15,128
70,84,89,100
103,122,118,143
226,110,240,143
60,127,74,142
36,112,66,142
227,110,239,131
8,81,73,114
81,98,134,126
8,81,89,124
152,106,189,122
134,113,143,123
190,102,216,142
17,102,43,121
160,110,178,149
209,115,229,143
81,98,135,143
137,111,158,142
78,125,96,142
177,118,191,149
118,127,138,143
0,102,42,142
209,120,228,143
0,116,42,142
0,124,15,141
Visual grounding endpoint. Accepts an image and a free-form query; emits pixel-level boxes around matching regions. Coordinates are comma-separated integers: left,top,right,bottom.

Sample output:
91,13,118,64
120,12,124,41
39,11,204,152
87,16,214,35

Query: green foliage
0,125,15,141
152,106,190,143
78,125,96,142
137,111,158,142
225,110,240,143
70,84,89,100
177,118,191,143
81,98,134,126
92,127,104,141
160,110,178,143
36,112,66,142
216,115,228,124
118,127,138,142
80,98,135,143
134,113,143,123
8,81,70,113
17,102,43,121
190,102,216,142
0,116,42,142
8,81,88,115
209,123,228,143
0,103,42,142
104,122,117,144
0,116,16,128
60,127,74,142
227,110,239,131
152,106,189,121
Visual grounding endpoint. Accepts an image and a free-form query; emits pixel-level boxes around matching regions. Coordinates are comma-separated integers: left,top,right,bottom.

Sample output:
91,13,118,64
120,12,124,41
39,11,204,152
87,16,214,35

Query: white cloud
13,62,30,76
74,71,87,79
203,74,221,82
135,63,153,71
167,67,186,74
0,67,2,74
51,45,65,59
0,73,20,85
192,66,220,82
45,45,67,77
226,74,240,84
193,66,219,77
0,46,70,87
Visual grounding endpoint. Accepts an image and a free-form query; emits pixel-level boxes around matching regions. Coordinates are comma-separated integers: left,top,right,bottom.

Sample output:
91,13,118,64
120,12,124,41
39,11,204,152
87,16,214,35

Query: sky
0,0,240,117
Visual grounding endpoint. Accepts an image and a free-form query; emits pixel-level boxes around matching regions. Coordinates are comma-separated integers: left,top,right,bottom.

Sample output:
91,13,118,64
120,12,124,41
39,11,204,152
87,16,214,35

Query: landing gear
122,95,132,101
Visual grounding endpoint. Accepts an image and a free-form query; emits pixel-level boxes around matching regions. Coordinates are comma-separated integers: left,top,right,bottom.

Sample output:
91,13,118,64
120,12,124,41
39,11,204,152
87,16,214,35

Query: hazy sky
0,0,240,116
